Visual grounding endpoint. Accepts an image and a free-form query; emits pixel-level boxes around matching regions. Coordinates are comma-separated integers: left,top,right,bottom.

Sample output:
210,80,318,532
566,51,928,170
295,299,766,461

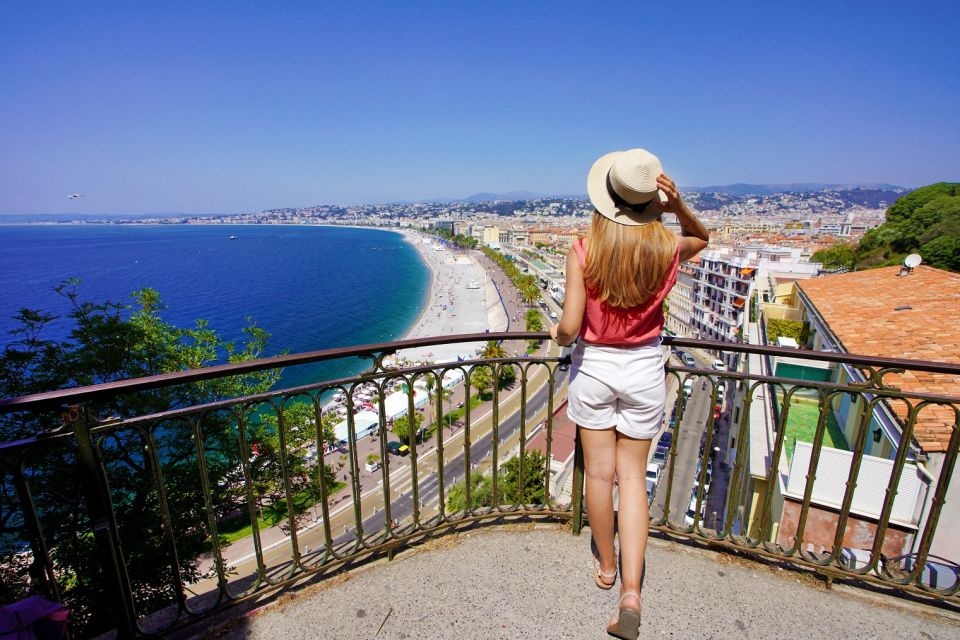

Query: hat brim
587,151,668,226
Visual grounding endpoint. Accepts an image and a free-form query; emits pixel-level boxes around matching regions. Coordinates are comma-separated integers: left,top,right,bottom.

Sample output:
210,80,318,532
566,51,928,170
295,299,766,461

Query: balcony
1,334,958,638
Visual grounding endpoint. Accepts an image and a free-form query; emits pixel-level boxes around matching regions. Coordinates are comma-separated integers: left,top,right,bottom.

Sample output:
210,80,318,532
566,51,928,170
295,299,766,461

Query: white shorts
566,339,666,440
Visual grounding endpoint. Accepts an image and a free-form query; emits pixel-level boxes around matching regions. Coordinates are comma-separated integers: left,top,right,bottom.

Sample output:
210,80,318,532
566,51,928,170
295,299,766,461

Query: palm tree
482,341,507,359
423,371,453,432
481,341,515,389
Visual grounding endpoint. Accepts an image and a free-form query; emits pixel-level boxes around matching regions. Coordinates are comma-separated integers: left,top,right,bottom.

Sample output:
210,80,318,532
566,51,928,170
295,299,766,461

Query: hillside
812,183,960,272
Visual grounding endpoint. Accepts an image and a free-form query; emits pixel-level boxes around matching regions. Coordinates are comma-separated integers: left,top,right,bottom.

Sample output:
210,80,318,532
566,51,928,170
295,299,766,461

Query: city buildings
732,264,960,562
689,245,821,351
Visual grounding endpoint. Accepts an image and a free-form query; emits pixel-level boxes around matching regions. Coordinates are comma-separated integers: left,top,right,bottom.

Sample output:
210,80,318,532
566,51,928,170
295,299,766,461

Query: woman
550,148,708,639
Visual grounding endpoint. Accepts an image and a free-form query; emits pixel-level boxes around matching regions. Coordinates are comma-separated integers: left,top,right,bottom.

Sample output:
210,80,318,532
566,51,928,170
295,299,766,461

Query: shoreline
400,229,436,345
396,230,497,364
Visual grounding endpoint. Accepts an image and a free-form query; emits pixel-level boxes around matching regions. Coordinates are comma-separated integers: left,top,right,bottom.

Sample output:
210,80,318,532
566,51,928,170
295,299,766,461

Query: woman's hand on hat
655,173,682,213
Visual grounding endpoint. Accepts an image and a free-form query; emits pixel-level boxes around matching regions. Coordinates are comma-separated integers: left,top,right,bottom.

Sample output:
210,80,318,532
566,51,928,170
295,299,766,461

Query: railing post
73,406,139,639
571,426,584,536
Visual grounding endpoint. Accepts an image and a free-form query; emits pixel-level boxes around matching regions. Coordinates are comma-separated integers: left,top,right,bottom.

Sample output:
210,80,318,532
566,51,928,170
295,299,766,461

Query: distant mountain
682,183,906,196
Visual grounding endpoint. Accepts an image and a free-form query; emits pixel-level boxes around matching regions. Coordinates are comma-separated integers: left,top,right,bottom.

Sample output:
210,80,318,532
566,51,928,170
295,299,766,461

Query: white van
711,359,727,371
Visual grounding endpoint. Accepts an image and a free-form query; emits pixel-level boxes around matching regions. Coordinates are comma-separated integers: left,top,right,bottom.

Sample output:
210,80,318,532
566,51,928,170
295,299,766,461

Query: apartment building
733,264,960,563
481,225,500,246
666,256,698,336
690,246,819,349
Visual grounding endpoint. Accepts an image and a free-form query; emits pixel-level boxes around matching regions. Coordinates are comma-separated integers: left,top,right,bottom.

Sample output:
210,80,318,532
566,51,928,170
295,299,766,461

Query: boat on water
466,280,480,289
228,235,239,240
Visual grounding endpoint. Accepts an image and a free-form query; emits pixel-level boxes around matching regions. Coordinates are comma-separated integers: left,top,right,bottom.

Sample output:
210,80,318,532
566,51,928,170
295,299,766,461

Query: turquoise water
0,224,430,390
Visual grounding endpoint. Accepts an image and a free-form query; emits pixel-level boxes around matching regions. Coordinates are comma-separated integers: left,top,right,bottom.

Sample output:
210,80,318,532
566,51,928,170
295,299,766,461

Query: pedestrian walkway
199,525,960,640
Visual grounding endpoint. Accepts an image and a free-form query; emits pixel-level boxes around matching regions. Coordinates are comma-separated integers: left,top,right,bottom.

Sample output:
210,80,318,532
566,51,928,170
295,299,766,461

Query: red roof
529,400,577,463
798,266,960,453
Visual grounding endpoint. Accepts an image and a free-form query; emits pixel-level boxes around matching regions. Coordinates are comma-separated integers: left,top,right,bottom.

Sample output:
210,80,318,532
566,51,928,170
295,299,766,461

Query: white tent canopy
333,410,379,444
381,389,428,421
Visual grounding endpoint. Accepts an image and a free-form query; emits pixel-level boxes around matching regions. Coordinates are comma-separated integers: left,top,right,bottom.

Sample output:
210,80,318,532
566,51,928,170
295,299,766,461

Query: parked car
386,441,409,456
659,431,673,449
691,478,710,498
645,462,660,485
646,479,657,505
711,359,727,371
651,447,667,467
681,353,697,367
684,495,704,526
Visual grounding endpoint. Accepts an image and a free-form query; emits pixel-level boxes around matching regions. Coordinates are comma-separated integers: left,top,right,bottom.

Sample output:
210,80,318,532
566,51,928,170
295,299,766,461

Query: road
650,348,725,530
190,346,571,594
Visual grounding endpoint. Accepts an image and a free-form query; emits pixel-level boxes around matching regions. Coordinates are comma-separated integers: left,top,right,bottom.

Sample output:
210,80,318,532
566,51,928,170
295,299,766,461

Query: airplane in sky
67,193,83,199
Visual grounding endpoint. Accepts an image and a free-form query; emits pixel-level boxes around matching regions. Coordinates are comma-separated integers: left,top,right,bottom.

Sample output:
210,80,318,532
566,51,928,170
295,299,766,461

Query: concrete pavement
203,525,960,640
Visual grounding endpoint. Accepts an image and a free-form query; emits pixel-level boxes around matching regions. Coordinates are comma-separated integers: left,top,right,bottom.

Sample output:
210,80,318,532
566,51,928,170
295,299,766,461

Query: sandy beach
397,231,507,364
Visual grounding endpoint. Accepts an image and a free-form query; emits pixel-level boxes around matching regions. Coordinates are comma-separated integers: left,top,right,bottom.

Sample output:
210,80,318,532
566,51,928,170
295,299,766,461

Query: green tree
0,283,279,637
469,365,493,400
833,184,960,273
445,472,493,512
525,309,545,353
423,372,453,434
766,318,809,345
444,450,546,512
499,450,547,505
251,402,338,533
811,243,857,270
481,341,516,389
391,411,424,442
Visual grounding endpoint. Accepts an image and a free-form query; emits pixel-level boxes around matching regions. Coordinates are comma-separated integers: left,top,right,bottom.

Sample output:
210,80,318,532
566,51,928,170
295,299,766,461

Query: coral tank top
573,237,680,346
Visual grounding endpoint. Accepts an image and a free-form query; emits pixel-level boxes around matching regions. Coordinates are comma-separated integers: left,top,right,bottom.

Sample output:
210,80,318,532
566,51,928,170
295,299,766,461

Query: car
659,431,673,449
549,310,559,320
645,479,657,504
716,384,725,401
711,359,727,371
386,441,409,456
681,353,696,367
651,447,667,467
684,495,703,526
683,379,693,397
645,463,660,485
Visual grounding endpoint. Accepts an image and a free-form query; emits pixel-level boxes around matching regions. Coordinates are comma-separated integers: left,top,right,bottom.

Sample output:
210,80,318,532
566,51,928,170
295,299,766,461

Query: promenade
189,234,558,592
399,232,509,365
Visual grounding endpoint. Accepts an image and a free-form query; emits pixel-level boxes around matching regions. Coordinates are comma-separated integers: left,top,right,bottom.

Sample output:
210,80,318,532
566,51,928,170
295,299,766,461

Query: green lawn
781,396,849,459
442,394,482,426
216,481,347,544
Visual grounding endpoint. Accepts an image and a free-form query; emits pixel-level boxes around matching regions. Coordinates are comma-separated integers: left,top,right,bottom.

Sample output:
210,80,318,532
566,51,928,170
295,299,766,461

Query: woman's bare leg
615,433,652,609
579,426,618,580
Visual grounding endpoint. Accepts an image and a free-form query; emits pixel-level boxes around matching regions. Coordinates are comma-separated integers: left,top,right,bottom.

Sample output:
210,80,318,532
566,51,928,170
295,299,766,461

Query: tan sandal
606,591,641,640
594,556,618,589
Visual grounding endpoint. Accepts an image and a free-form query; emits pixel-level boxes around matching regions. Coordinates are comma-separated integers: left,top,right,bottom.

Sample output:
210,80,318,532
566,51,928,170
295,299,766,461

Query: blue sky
1,1,958,215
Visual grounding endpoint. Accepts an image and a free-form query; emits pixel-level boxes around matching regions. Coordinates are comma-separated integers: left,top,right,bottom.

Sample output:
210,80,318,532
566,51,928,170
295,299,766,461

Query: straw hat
587,148,668,225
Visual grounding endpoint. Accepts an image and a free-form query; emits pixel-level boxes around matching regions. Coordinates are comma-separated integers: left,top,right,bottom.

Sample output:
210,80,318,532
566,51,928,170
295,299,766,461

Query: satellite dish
904,254,922,269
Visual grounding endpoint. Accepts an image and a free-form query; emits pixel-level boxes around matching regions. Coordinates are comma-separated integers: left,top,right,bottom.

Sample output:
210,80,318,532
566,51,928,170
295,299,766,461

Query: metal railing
0,333,958,638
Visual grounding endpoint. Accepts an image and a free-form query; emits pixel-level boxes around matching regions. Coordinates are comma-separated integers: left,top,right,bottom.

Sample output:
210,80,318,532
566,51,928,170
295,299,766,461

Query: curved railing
0,333,958,638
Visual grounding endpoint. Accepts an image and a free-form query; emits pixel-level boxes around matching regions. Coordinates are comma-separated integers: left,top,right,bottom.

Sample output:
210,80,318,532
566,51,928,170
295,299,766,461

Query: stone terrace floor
190,525,960,640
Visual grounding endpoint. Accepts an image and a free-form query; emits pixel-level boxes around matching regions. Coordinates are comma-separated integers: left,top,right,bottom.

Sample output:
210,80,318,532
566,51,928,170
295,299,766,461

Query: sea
0,224,430,392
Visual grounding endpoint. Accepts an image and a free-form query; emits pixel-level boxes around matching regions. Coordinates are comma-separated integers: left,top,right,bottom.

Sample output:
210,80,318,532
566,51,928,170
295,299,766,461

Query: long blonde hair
583,212,677,309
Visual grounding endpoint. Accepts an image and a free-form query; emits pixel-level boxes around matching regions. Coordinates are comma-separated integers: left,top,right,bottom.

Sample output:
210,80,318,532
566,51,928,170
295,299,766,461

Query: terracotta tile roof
797,266,960,453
